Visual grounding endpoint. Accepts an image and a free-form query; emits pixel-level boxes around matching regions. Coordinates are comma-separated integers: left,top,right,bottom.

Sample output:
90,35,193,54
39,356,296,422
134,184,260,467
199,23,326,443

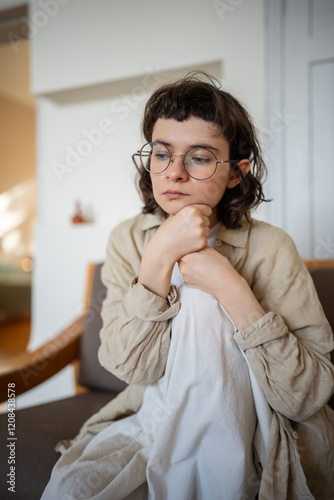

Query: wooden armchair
0,263,126,500
0,261,333,500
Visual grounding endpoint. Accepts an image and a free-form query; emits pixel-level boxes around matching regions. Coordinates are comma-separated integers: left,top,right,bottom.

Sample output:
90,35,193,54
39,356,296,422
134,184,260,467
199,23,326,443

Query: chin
162,200,193,215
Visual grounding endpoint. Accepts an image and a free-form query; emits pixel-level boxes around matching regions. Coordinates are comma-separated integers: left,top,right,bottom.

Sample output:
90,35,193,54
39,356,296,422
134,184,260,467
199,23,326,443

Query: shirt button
215,240,223,247
292,431,298,439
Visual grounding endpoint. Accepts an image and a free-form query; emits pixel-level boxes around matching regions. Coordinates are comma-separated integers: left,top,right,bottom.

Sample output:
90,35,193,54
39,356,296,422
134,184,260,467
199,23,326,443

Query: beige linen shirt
67,212,334,499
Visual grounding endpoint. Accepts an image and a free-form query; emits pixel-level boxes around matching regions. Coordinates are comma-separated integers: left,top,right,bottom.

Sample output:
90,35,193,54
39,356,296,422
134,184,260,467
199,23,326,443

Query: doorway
0,5,36,358
266,0,334,259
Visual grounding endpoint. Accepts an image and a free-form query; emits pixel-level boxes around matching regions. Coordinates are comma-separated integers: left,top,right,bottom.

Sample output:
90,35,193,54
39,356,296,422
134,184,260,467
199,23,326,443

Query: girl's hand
138,204,212,298
178,246,265,330
154,204,212,265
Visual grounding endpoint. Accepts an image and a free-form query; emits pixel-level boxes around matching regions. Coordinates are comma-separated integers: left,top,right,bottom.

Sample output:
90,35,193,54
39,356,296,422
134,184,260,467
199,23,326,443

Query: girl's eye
189,155,210,164
187,148,215,166
154,152,169,161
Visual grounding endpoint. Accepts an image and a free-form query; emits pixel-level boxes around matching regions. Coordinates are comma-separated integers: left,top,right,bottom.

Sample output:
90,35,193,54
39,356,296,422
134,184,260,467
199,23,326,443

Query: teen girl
42,73,334,500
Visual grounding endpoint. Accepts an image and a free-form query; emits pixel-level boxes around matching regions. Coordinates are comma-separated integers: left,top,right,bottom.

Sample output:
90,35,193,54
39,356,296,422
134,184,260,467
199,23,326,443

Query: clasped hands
138,204,265,330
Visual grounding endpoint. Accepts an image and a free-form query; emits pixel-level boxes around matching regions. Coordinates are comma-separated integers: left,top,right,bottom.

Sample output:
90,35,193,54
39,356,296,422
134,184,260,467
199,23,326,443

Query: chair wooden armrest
0,315,85,402
304,259,334,269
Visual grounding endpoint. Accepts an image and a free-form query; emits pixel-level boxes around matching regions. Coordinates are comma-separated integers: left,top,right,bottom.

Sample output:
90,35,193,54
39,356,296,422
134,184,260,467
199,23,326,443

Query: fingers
179,245,211,264
189,204,212,217
203,224,210,237
179,204,211,230
156,204,212,263
186,205,211,236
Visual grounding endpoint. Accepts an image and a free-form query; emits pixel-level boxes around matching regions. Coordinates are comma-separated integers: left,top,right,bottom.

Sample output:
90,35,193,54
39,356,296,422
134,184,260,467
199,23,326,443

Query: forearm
138,241,175,299
216,275,265,330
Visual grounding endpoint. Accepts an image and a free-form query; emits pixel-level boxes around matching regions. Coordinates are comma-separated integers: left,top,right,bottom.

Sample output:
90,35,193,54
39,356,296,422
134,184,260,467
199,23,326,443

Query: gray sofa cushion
0,391,114,500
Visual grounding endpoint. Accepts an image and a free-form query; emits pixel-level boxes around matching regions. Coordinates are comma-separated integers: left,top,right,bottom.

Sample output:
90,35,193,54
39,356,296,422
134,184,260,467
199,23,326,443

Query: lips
163,190,189,199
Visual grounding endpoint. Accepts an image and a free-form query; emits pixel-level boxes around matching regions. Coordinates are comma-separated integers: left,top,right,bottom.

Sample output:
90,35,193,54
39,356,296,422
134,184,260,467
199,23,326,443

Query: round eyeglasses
132,142,239,180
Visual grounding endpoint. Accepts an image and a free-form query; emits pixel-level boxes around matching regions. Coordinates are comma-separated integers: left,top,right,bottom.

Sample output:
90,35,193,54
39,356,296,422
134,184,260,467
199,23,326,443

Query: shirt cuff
123,276,180,321
234,311,288,350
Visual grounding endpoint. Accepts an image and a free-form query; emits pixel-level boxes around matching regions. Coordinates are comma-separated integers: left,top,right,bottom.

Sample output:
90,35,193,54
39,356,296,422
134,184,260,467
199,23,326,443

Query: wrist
148,231,179,268
232,305,265,331
216,279,265,330
139,249,174,299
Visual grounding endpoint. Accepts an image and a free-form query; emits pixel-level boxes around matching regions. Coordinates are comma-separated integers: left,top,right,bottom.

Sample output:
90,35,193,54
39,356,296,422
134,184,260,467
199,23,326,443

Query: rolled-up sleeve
124,277,179,321
233,224,334,422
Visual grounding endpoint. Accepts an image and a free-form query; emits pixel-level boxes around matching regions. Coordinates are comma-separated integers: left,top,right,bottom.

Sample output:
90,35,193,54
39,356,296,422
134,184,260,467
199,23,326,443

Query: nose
166,154,188,181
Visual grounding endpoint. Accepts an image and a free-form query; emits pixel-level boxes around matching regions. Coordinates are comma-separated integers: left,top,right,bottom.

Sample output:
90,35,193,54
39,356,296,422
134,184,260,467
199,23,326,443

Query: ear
227,159,250,189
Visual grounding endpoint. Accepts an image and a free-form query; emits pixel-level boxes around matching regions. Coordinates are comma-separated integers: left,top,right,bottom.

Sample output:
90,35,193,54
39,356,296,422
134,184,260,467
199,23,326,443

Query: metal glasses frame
132,142,240,180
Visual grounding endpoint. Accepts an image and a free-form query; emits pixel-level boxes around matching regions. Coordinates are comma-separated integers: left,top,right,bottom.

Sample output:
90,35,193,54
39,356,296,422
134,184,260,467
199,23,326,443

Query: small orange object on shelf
71,201,85,224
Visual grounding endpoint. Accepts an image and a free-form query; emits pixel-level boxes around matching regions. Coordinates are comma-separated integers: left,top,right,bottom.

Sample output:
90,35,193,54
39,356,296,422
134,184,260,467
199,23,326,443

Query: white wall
29,0,265,100
18,0,266,408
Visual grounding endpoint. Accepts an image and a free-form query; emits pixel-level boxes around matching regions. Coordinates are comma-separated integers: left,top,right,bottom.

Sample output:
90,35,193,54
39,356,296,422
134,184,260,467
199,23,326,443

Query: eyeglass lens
140,142,218,180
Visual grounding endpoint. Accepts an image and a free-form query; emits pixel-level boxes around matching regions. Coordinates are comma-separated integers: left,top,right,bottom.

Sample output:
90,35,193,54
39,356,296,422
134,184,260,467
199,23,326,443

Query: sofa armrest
0,315,85,402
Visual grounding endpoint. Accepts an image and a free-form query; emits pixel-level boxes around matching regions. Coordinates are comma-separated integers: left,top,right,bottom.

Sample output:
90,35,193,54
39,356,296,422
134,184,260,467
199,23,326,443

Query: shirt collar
138,210,167,231
216,216,250,249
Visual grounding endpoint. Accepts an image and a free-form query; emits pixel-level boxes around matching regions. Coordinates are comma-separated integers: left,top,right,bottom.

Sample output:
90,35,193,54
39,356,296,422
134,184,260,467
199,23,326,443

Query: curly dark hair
135,72,268,229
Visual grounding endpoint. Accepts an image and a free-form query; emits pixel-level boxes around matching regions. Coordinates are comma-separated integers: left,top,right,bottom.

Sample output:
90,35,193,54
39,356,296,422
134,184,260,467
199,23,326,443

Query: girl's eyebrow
153,140,220,152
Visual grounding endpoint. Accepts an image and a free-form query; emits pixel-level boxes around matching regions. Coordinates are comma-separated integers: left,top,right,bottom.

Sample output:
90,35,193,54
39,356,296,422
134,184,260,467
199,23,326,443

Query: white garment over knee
145,283,259,500
41,225,271,499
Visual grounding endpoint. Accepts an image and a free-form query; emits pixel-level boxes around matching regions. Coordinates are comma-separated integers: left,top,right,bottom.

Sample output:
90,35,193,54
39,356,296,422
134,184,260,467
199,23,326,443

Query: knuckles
181,205,211,218
197,236,208,249
181,205,198,217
